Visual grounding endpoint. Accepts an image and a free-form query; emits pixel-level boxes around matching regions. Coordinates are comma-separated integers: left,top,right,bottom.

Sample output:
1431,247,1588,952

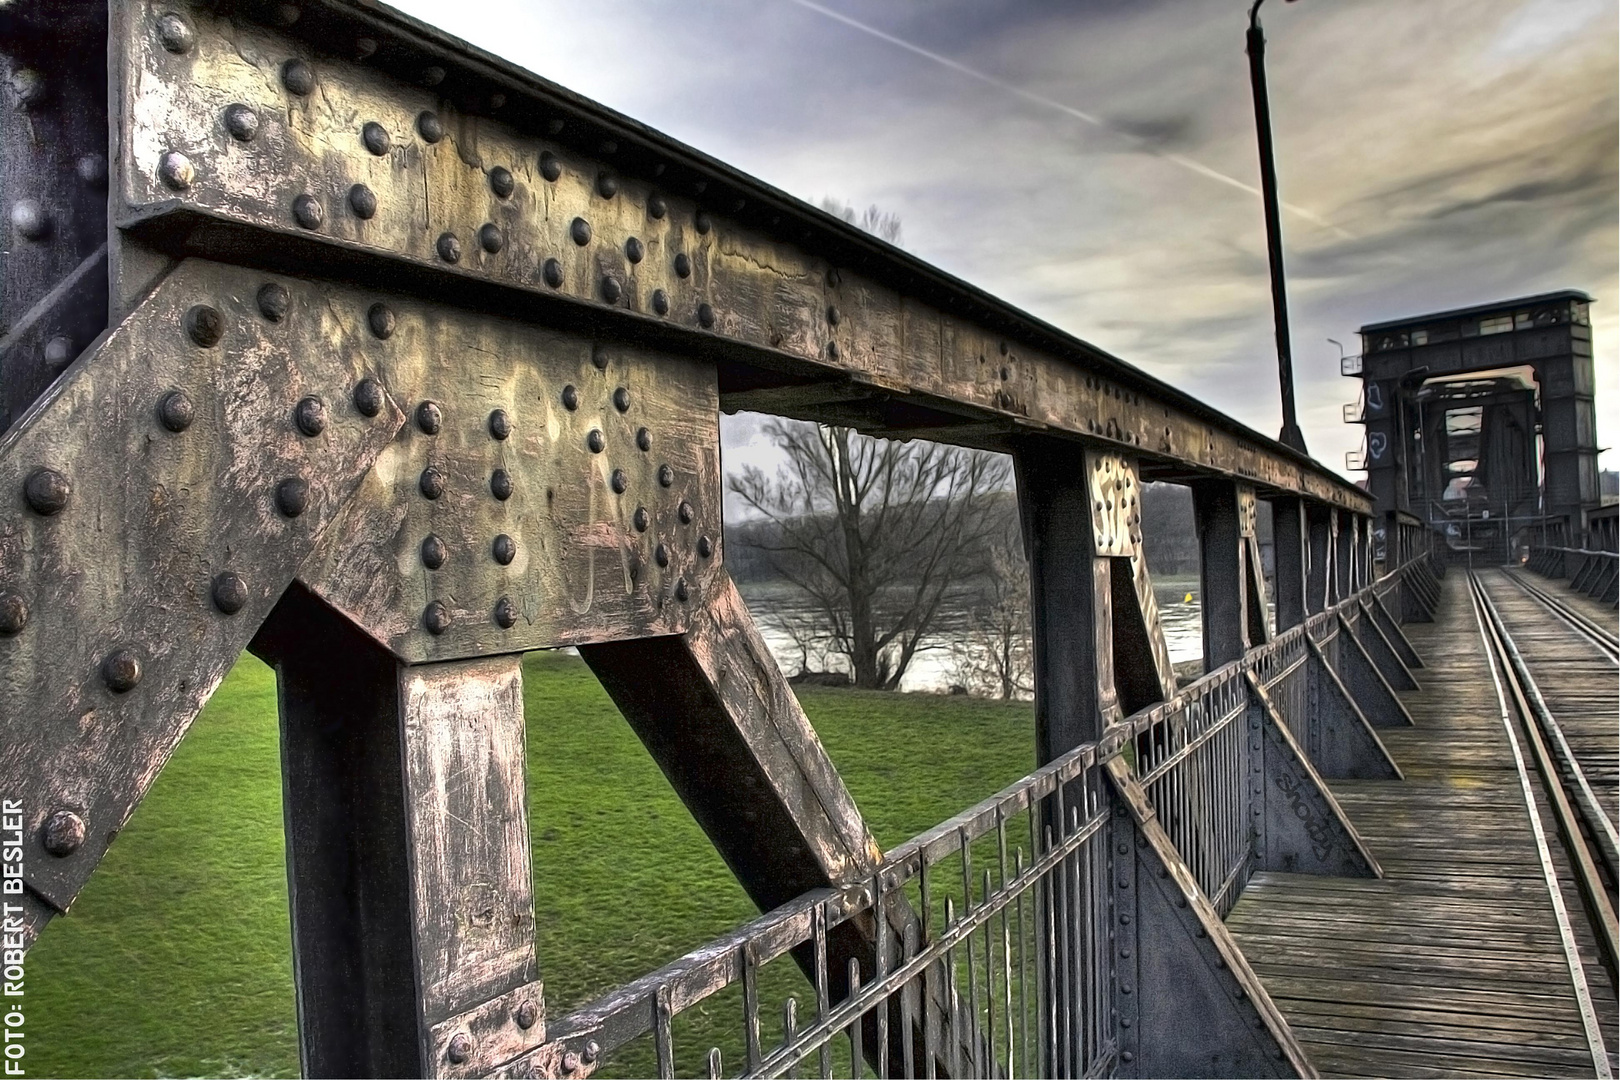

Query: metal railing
1526,545,1619,606
535,558,1432,1079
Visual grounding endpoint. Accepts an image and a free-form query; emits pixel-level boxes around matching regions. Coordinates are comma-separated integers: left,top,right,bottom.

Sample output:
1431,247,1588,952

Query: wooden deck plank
1227,570,1619,1079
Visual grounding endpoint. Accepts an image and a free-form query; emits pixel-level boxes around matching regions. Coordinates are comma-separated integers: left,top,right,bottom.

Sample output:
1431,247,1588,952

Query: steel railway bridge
2,1,1615,1076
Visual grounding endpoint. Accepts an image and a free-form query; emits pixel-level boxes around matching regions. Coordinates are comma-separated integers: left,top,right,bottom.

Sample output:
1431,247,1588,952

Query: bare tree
820,198,903,247
949,518,1034,700
729,421,1009,689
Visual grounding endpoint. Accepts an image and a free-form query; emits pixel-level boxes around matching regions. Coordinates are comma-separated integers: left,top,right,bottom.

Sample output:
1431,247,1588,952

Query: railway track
1503,567,1620,663
1467,569,1618,1076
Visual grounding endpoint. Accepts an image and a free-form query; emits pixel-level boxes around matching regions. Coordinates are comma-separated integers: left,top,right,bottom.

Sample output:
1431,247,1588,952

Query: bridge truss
1,1,1446,1075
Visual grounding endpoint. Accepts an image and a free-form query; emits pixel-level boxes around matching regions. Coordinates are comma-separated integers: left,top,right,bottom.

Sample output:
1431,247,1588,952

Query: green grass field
24,651,1035,1078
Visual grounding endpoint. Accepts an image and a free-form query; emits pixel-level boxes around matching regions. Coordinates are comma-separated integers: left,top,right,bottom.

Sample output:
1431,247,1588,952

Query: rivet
9,67,45,110
274,4,301,26
652,289,669,315
676,578,690,602
490,166,515,198
697,303,715,328
416,401,443,435
184,304,223,347
561,1051,580,1074
694,210,711,233
41,810,86,857
491,469,513,501
636,427,651,452
624,236,644,264
692,180,707,194
257,282,290,321
353,378,385,417
610,468,628,494
495,596,519,629
515,999,539,1029
1121,1051,1134,1064
1121,983,1133,995
157,151,194,191
698,535,713,558
424,601,452,635
421,65,446,87
211,571,249,614
281,58,315,95
539,150,561,182
827,305,841,326
24,468,70,515
276,477,309,517
584,1042,600,1065
610,387,631,413
543,259,563,288
292,193,323,230
648,193,667,218
479,223,504,253
658,464,675,488
586,429,605,453
223,103,259,141
294,396,327,436
349,184,377,220
1120,914,1132,925
421,534,447,570
678,501,694,524
592,346,609,367
362,121,391,155
827,341,840,360
561,385,579,411
155,10,195,51
367,302,396,339
597,172,618,198
102,649,143,693
655,543,670,567
41,333,71,369
673,252,691,278
489,409,511,440
76,153,109,188
419,468,445,500
0,592,29,635
417,110,444,143
601,276,621,303
437,232,462,263
570,217,592,246
633,506,649,532
493,534,517,565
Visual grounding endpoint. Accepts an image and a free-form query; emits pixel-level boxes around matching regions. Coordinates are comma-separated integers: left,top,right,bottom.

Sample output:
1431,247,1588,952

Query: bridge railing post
1307,505,1334,616
1193,481,1271,669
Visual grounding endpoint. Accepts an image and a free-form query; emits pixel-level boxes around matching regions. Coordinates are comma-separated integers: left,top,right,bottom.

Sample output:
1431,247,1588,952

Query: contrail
784,0,1352,239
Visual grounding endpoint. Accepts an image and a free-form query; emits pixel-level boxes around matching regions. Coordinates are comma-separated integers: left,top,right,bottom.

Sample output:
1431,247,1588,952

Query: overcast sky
394,0,1617,500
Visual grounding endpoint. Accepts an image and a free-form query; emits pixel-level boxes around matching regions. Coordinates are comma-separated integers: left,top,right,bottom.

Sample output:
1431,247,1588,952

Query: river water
737,575,1209,695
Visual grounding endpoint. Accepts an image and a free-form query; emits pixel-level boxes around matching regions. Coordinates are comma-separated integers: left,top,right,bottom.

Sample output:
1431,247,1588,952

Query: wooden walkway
1228,569,1619,1078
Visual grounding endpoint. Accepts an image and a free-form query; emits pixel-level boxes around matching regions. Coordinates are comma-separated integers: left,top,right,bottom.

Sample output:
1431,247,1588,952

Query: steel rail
1467,570,1616,1080
1477,573,1619,879
1502,568,1619,663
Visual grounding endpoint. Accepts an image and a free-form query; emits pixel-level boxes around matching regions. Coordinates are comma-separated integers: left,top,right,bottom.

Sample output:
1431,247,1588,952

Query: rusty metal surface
0,257,403,933
104,0,1369,512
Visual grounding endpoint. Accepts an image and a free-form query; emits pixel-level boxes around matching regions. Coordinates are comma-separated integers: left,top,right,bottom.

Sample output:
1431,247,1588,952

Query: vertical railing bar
945,897,963,1080
1015,847,1029,1080
654,984,675,1080
708,1047,724,1080
901,920,918,1080
784,997,800,1080
1066,803,1083,1074
959,829,980,1079
1052,789,1071,1080
848,957,864,1080
1042,825,1058,1080
921,853,938,1080
814,902,833,1080
744,942,764,1075
874,872,890,1080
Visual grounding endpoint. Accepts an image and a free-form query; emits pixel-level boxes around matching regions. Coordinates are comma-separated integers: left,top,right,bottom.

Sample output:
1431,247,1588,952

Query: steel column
1271,497,1308,630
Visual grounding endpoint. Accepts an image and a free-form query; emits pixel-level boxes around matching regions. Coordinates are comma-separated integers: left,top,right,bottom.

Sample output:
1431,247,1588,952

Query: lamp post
1247,0,1307,454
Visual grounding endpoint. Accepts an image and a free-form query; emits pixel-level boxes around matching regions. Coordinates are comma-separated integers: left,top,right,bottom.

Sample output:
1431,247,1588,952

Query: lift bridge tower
1344,291,1600,562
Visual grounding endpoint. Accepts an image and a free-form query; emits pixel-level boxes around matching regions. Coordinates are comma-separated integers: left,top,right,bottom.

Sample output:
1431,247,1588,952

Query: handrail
536,553,1434,1073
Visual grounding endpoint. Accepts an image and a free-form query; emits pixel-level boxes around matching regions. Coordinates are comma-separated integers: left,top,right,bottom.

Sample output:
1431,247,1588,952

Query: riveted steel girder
101,0,1370,515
